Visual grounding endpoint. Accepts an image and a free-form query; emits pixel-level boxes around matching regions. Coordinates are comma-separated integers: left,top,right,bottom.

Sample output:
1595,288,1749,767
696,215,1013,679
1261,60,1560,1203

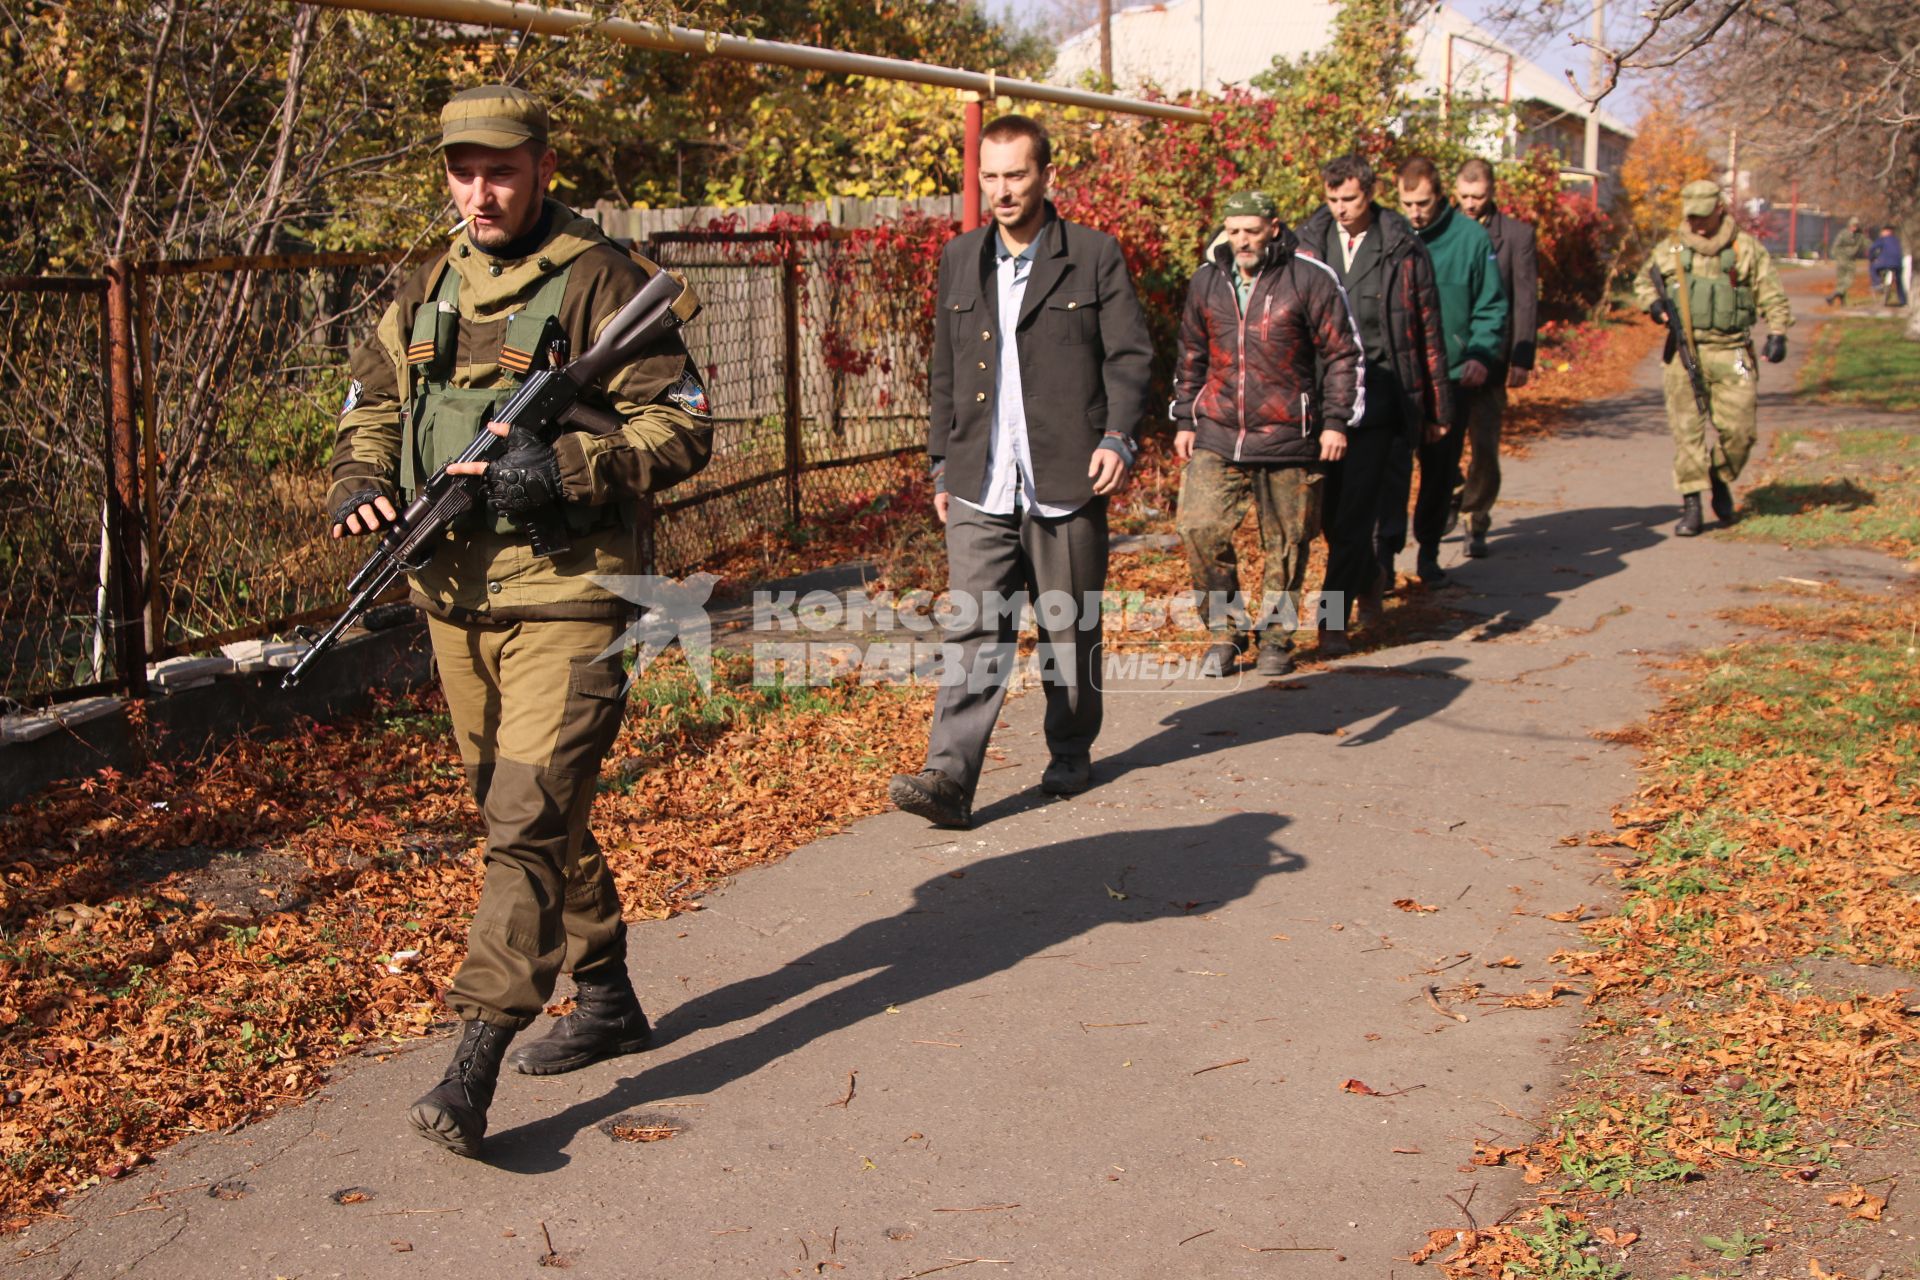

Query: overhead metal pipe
301,0,1210,123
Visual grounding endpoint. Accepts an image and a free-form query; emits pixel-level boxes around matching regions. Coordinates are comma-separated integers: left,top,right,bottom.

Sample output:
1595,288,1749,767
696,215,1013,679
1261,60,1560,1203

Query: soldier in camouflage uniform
1828,217,1870,305
1633,179,1792,537
327,87,713,1156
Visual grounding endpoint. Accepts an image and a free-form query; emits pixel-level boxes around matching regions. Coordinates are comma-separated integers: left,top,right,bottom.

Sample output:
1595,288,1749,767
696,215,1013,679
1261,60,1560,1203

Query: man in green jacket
1375,156,1507,585
1828,217,1870,305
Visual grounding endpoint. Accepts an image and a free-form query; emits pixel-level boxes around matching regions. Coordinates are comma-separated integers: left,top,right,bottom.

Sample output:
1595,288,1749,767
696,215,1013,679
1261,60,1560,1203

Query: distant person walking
1373,156,1506,585
1169,190,1364,677
1869,224,1908,306
1450,157,1537,559
1827,217,1869,305
1633,179,1793,537
1296,154,1451,654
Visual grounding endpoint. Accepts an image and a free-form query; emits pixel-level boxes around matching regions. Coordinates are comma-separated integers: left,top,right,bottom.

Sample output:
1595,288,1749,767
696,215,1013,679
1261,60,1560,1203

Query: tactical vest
400,259,621,535
1682,244,1758,335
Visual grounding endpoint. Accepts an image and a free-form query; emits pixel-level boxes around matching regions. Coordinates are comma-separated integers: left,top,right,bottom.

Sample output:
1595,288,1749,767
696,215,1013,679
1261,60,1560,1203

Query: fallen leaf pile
1412,583,1920,1274
0,650,927,1228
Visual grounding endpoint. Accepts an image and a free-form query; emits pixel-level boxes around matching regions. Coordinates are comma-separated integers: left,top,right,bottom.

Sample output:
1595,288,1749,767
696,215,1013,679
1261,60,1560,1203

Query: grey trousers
925,498,1108,798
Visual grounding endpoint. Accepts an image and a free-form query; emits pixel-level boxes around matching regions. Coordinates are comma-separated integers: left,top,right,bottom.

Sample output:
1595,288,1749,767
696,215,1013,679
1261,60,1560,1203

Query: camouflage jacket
327,201,713,621
1633,221,1793,348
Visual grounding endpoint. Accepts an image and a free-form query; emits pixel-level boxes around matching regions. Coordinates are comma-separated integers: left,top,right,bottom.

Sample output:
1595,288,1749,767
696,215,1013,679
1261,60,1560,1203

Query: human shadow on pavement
1430,502,1670,636
1069,654,1470,800
485,810,1302,1171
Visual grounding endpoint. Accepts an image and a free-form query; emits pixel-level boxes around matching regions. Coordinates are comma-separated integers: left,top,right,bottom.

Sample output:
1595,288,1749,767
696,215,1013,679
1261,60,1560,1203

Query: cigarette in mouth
447,216,471,237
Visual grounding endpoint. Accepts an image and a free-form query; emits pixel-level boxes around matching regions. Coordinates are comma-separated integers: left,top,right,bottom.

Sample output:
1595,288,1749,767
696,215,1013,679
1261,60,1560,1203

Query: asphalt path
15,270,1910,1278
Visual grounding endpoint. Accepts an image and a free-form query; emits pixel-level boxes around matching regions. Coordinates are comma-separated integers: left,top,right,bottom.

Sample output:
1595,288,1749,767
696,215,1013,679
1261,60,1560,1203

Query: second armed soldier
1633,179,1791,536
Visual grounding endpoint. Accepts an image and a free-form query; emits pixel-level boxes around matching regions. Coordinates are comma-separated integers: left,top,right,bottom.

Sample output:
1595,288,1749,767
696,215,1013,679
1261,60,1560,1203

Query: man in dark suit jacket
889,114,1153,830
1452,158,1539,558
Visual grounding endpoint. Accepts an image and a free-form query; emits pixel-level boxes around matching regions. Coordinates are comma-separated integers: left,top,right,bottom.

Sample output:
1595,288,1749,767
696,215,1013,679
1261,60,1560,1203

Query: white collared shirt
1339,227,1369,273
953,237,1083,520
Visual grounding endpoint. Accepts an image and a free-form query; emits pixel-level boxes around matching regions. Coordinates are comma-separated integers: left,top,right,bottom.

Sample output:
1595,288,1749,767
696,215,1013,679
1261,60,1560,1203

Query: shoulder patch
341,379,362,415
666,368,711,418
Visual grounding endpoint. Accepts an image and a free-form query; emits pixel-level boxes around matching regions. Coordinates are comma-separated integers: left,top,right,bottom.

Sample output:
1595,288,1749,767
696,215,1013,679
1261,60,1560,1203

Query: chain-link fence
0,280,113,705
2,228,940,703
134,253,421,660
646,230,930,574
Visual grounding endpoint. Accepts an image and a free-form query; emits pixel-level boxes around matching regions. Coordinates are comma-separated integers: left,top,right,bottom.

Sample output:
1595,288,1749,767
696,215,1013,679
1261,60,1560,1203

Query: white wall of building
1049,0,1631,146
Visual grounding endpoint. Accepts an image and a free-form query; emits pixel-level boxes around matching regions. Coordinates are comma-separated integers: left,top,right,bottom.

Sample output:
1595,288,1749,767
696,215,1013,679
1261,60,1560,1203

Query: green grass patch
1507,1208,1627,1279
1799,317,1920,412
1734,428,1920,557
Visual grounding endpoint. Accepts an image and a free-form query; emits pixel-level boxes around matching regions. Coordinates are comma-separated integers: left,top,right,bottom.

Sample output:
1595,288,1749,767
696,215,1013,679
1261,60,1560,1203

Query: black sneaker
1416,551,1449,586
1254,645,1296,677
889,769,972,828
1039,753,1093,796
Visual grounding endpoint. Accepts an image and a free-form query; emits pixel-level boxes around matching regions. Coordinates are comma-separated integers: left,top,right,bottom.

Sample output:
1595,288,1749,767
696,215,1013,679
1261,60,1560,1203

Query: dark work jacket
1169,226,1365,466
1869,233,1906,275
1480,209,1540,371
929,204,1154,508
1297,204,1452,437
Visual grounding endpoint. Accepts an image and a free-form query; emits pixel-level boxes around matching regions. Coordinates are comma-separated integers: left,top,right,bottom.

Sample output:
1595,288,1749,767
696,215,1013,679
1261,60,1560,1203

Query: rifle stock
283,268,693,689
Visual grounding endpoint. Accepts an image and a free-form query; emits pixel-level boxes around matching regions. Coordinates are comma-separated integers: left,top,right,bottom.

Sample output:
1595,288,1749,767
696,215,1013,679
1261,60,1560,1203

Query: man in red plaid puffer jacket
1170,190,1365,677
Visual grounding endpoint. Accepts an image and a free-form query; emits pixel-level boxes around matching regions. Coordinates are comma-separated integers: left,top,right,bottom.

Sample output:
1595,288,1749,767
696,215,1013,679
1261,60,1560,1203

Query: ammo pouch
400,259,625,538
1684,246,1757,334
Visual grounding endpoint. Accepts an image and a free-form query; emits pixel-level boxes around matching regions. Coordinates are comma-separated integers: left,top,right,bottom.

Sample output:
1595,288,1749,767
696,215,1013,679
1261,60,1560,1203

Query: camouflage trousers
427,614,632,1030
1832,260,1859,301
1664,341,1759,495
1175,450,1324,645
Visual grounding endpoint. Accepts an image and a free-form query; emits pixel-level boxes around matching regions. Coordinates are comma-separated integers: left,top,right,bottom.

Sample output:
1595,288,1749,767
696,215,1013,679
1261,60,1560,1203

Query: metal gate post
104,259,149,697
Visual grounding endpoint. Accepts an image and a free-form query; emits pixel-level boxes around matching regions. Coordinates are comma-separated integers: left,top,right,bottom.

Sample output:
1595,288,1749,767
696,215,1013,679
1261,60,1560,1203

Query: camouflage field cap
440,86,549,151
1680,179,1723,217
1221,191,1279,220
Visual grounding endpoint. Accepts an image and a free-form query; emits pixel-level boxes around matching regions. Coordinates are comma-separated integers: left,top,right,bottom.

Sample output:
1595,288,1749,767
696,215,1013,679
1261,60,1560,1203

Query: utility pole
1100,0,1113,87
1728,126,1740,209
1582,0,1603,203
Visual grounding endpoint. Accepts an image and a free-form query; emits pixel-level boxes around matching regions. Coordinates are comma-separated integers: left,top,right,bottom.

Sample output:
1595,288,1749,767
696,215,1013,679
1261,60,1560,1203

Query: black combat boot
1708,473,1736,525
507,966,654,1077
408,1019,516,1157
1674,492,1704,538
1200,633,1244,676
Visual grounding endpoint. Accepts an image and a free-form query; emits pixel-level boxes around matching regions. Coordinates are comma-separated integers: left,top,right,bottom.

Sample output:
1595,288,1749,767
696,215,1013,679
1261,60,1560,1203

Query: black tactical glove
486,435,565,517
1763,333,1787,364
1647,298,1671,327
329,481,397,532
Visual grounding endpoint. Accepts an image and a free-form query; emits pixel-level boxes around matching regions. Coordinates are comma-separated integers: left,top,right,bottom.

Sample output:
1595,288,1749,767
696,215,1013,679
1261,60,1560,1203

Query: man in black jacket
888,115,1153,829
1452,158,1539,557
1170,190,1365,678
1296,155,1453,655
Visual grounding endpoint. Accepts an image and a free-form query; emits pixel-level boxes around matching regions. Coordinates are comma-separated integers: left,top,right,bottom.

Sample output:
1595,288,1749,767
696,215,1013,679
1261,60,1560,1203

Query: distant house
1049,0,1635,202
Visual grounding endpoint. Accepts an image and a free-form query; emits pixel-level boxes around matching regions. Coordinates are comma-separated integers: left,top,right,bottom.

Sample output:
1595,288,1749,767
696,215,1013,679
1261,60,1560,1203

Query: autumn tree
590,0,1049,206
1613,98,1718,278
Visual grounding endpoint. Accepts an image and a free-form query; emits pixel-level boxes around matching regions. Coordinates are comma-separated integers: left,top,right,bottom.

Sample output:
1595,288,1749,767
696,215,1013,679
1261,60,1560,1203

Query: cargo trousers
1176,449,1324,646
1664,341,1759,495
427,614,631,1030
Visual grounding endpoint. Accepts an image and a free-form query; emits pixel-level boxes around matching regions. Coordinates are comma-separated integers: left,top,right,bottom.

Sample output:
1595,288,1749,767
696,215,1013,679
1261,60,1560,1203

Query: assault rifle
1645,262,1713,424
282,267,696,689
